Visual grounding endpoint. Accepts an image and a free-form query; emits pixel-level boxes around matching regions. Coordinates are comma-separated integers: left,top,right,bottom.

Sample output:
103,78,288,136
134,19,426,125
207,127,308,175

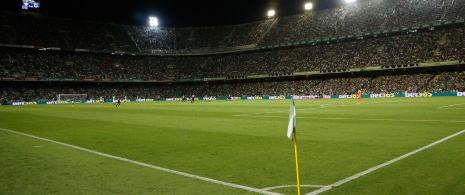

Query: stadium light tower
149,16,158,27
267,10,275,18
304,3,313,10
345,0,356,3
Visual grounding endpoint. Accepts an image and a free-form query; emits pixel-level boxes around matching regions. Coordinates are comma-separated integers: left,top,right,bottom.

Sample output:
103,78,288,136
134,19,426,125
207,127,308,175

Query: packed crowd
1,71,464,102
382,0,444,30
132,20,275,52
1,26,463,80
1,0,465,102
260,0,454,46
444,0,465,21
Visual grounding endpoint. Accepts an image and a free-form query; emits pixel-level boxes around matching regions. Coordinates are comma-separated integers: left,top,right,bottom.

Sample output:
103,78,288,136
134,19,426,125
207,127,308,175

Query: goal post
57,94,87,104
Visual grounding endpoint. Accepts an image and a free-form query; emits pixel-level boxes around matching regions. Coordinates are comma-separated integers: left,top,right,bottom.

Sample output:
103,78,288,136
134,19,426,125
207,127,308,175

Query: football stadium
1,0,465,194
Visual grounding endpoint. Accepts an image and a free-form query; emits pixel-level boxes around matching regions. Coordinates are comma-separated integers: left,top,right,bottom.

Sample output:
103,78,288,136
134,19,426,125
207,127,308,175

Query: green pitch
1,97,465,195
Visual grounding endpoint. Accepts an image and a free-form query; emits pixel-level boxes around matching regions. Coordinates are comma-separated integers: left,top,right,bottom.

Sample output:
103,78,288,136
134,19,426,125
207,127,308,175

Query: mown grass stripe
0,127,282,195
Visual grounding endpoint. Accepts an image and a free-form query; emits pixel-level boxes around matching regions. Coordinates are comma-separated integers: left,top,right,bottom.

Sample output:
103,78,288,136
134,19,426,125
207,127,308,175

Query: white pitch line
262,184,326,191
437,102,465,109
233,100,409,117
0,127,282,195
306,129,465,195
0,108,45,112
234,110,287,117
247,116,465,123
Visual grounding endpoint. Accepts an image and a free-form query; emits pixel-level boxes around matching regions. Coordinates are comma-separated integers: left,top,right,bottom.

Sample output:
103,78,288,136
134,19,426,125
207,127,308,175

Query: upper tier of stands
1,0,464,52
1,26,463,80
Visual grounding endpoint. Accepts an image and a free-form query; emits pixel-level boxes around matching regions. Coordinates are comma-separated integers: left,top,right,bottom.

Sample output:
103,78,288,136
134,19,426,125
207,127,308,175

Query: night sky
4,0,355,27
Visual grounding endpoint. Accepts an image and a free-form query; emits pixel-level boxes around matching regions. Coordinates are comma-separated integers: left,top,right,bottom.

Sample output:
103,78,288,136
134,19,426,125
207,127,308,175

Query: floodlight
149,16,158,27
304,3,313,10
267,10,275,17
345,0,356,3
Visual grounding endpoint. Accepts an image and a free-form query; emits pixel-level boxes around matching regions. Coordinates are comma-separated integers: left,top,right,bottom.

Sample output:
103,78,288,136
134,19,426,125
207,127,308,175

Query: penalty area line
0,127,281,195
306,128,465,195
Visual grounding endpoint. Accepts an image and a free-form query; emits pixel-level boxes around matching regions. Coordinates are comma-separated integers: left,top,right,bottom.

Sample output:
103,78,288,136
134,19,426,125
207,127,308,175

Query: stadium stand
1,0,465,102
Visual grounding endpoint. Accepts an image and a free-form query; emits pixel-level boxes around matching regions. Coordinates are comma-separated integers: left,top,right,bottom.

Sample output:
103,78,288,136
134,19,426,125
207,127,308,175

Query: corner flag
287,100,297,140
287,100,301,195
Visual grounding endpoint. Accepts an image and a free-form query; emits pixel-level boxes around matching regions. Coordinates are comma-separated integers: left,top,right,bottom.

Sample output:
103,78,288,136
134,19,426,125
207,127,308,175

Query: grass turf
1,97,464,194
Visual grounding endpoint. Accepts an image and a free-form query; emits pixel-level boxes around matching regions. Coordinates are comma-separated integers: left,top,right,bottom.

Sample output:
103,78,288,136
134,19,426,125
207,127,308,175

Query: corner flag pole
293,127,301,195
287,100,301,195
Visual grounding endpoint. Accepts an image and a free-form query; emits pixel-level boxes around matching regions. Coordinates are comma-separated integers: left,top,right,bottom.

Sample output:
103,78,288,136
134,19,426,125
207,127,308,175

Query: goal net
57,94,87,104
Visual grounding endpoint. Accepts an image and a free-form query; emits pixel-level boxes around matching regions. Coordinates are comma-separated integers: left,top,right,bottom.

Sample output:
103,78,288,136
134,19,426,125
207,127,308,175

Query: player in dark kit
115,99,121,107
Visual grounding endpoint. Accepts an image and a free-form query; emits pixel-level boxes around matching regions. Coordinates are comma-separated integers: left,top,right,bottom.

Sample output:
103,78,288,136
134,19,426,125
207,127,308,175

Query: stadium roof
5,0,360,27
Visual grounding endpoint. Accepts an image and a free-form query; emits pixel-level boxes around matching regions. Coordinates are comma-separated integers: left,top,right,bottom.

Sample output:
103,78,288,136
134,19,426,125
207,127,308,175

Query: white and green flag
287,100,297,141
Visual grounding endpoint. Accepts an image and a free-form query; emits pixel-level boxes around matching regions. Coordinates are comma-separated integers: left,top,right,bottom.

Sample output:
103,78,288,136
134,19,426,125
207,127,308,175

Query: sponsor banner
338,94,357,99
7,92,465,107
246,96,263,100
198,97,216,101
269,96,277,100
62,78,78,81
404,92,432,98
292,95,319,99
25,77,39,81
134,98,154,102
80,78,95,82
112,99,131,103
59,100,82,104
12,101,36,105
85,100,96,103
370,93,395,98
268,95,286,100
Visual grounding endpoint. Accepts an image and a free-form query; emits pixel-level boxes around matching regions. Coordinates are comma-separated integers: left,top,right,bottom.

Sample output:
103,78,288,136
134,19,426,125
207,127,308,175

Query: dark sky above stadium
6,0,357,27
